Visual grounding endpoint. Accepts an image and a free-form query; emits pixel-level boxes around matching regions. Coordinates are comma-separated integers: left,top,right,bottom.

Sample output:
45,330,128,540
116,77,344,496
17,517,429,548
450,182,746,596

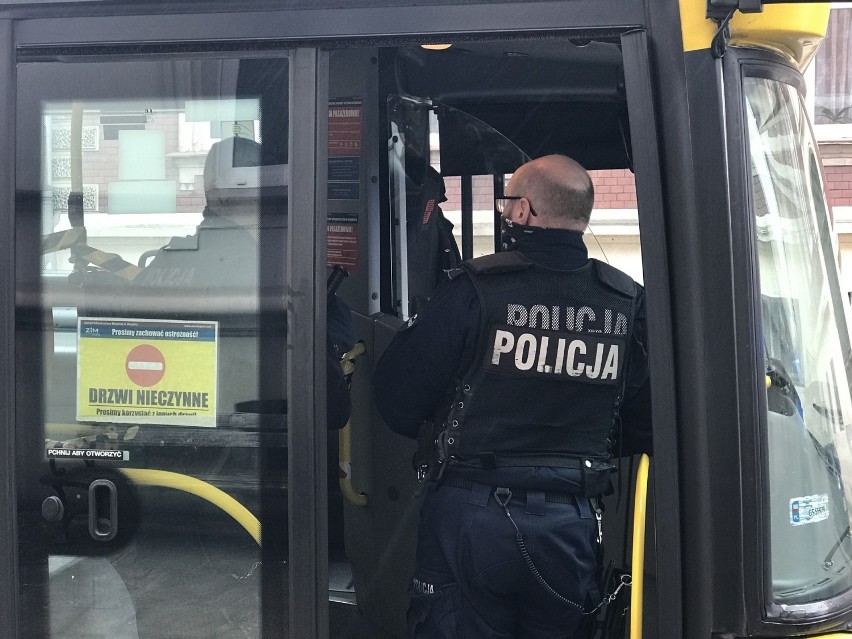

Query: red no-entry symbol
125,344,166,387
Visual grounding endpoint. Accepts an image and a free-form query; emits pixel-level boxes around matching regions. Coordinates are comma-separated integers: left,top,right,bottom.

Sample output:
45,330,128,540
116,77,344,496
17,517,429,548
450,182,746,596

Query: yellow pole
338,342,368,506
119,468,261,545
630,454,650,638
338,423,368,506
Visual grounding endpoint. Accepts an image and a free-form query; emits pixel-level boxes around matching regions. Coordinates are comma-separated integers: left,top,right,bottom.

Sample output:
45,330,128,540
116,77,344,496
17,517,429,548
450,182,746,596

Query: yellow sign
77,317,218,427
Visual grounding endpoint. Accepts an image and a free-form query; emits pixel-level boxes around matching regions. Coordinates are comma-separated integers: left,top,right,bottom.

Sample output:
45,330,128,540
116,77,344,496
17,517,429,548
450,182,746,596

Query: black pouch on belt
582,459,616,497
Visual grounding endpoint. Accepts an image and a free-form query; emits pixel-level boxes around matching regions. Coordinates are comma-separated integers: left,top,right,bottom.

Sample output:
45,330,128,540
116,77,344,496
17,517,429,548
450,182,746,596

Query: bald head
506,155,594,231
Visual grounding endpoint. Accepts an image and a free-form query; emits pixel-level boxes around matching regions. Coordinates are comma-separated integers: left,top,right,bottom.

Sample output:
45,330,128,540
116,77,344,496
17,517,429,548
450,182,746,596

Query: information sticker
77,317,218,427
789,493,830,526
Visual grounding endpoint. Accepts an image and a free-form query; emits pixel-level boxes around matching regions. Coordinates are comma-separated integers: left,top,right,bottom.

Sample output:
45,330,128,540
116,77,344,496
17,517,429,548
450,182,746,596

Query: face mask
500,216,540,251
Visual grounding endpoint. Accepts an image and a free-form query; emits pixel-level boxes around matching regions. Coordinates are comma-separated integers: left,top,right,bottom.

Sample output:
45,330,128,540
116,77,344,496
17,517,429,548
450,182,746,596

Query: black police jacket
440,250,637,468
374,228,651,492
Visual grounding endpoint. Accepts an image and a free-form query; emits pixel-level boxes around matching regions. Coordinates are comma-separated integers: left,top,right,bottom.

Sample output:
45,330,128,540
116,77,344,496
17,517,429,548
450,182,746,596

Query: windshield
746,75,852,607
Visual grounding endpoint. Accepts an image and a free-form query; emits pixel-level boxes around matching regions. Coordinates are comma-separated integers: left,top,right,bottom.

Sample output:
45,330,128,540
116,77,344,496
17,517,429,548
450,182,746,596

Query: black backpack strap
462,251,532,276
590,258,636,298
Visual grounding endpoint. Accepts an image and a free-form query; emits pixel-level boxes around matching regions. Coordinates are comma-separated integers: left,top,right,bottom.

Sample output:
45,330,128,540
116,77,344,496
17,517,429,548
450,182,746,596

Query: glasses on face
495,196,537,216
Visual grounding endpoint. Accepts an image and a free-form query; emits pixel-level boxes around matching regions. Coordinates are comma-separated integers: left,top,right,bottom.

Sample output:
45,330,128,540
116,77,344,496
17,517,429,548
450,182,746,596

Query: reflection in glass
17,56,290,638
746,76,852,605
813,8,852,127
387,95,525,318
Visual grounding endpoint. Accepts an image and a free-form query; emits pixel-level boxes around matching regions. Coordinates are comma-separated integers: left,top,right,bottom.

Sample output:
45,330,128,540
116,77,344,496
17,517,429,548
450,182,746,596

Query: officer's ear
516,198,535,226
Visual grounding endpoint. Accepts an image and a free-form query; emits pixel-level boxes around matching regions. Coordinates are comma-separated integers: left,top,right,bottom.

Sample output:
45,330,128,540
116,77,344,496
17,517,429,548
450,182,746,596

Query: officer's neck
513,226,588,270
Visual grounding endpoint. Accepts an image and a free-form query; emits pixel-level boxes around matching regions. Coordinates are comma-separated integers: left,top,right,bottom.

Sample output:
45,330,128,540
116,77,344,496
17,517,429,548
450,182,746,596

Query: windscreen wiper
823,526,851,569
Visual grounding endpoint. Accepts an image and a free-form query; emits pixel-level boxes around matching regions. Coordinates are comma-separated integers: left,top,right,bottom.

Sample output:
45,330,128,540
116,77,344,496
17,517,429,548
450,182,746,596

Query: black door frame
0,15,18,639
621,28,682,639
288,46,331,638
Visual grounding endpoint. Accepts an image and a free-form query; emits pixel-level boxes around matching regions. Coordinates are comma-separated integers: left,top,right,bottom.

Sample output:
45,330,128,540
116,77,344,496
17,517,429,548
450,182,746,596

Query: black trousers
407,481,601,639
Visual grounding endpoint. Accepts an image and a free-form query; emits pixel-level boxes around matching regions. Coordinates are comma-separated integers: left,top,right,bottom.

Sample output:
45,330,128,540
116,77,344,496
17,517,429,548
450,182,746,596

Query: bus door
342,31,666,638
14,50,334,638
343,93,532,637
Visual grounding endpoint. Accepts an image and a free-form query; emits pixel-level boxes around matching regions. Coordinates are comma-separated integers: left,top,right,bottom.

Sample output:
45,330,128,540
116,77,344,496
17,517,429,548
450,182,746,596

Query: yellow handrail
630,454,650,639
119,468,261,545
338,341,368,506
339,423,368,506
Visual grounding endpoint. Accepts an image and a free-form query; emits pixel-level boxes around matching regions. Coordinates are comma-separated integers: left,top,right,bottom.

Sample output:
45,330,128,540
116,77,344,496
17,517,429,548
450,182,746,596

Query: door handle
88,479,118,542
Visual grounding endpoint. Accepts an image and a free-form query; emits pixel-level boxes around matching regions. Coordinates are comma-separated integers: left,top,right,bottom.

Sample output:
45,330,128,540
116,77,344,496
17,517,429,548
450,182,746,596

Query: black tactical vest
441,251,639,467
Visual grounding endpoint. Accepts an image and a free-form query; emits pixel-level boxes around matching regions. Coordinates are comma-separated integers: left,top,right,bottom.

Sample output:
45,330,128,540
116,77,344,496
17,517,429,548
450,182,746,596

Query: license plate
790,494,830,526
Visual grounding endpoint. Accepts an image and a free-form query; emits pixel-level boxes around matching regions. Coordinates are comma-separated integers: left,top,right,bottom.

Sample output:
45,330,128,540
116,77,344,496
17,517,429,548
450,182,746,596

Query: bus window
746,75,852,606
16,55,293,637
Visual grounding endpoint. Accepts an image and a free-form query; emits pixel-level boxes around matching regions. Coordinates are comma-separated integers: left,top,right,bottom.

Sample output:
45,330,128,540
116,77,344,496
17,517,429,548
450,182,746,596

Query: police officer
374,154,651,638
135,136,354,428
404,156,462,314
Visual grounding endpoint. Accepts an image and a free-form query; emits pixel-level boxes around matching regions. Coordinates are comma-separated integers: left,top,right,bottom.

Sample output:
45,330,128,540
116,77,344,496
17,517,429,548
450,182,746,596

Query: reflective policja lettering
412,578,435,595
506,303,628,335
490,328,621,381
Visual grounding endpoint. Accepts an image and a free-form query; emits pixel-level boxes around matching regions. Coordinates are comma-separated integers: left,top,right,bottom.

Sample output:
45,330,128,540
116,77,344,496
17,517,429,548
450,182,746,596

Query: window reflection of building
814,8,852,128
42,100,262,272
813,8,852,300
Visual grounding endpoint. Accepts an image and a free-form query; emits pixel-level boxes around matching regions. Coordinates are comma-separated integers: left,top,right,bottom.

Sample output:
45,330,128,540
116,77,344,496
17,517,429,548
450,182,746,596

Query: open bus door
345,93,536,637
339,34,664,638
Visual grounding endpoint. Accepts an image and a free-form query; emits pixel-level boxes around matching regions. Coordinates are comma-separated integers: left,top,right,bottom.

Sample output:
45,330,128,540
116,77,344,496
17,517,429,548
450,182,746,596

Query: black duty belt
440,476,575,505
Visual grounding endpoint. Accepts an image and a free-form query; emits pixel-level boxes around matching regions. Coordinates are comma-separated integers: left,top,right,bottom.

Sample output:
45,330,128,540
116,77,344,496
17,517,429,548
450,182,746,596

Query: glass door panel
746,75,852,609
16,54,292,638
